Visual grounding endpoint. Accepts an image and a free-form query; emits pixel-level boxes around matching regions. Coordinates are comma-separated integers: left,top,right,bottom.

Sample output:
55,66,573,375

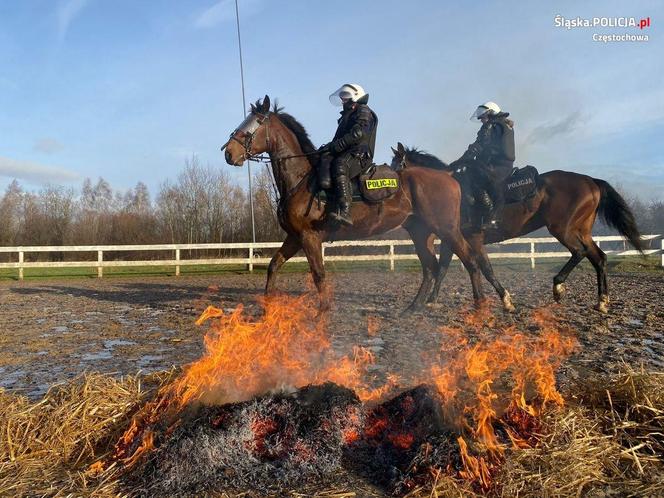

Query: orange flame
427,305,577,484
112,294,576,492
114,293,396,466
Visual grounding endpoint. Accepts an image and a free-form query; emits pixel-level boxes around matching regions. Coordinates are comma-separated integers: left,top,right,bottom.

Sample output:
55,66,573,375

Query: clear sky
1,0,662,199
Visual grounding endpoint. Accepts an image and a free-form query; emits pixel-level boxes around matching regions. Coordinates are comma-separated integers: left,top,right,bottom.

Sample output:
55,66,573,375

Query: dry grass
410,364,664,498
2,365,664,497
0,370,176,497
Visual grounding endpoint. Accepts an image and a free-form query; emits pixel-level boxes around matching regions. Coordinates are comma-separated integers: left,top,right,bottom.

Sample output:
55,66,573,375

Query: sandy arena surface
1,264,663,401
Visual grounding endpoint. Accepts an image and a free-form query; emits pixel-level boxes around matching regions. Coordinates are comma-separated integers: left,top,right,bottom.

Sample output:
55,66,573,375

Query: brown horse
222,96,513,312
391,143,645,313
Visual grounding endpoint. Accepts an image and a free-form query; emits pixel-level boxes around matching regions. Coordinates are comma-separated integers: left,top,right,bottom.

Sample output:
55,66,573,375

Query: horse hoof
401,304,423,316
502,291,516,313
594,296,609,314
553,283,565,302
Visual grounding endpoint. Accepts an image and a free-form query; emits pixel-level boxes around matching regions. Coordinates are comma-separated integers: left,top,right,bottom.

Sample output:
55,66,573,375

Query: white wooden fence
0,235,661,280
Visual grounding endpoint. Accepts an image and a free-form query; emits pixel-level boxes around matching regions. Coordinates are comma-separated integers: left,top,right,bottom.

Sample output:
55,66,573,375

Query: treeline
0,156,283,249
0,157,662,250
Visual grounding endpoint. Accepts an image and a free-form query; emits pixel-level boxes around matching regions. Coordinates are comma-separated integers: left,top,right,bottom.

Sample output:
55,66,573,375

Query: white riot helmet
329,83,368,106
470,101,501,121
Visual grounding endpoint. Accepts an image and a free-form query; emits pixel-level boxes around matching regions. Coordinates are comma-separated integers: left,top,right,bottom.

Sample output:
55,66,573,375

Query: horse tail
593,178,645,254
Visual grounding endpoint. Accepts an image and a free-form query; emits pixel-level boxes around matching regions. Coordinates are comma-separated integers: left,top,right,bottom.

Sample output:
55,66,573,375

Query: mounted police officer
317,83,378,226
450,101,515,230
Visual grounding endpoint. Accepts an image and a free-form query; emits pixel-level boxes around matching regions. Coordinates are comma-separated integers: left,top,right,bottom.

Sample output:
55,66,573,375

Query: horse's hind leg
585,239,609,313
445,229,484,305
552,251,584,302
427,241,453,305
549,225,588,304
404,222,438,313
266,234,301,296
467,232,515,312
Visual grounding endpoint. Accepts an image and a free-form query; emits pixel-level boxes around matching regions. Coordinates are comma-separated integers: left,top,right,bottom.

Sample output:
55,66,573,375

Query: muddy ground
0,264,663,400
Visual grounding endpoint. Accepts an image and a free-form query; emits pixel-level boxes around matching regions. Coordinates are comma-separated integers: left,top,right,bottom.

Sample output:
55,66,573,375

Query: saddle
357,164,400,203
503,165,539,203
316,163,400,204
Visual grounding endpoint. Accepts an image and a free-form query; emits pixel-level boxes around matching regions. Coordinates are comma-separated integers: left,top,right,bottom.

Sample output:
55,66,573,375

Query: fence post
530,242,535,269
97,250,103,278
175,249,180,276
389,243,395,271
18,250,24,281
248,246,253,273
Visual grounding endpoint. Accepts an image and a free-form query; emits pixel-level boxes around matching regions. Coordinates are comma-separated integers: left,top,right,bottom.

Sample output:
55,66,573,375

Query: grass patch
0,255,659,282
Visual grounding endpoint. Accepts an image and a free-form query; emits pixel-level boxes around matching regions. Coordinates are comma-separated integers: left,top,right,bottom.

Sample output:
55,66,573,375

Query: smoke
525,111,588,145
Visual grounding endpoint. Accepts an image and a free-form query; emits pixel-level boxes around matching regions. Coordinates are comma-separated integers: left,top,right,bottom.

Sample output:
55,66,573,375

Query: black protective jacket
460,112,515,170
330,103,378,158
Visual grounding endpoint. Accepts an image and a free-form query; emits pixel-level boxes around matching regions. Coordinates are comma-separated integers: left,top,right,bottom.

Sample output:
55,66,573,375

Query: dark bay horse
222,96,513,312
391,143,645,313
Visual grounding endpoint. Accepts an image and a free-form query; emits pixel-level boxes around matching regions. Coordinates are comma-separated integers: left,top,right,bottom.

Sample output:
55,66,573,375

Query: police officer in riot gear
318,83,378,226
450,101,515,230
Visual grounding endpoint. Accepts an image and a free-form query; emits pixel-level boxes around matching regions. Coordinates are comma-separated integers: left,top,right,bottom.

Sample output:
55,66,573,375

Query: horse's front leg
266,234,301,296
468,232,515,312
300,231,331,311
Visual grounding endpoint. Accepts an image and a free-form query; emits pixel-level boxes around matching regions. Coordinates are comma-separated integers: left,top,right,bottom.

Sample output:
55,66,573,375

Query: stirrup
329,209,353,226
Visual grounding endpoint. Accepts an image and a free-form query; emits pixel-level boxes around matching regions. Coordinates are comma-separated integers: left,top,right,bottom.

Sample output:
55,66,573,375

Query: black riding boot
475,190,494,230
330,174,353,226
318,151,333,190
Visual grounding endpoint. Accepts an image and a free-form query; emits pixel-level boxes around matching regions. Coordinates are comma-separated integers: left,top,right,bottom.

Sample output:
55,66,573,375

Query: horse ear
250,103,256,113
397,142,406,154
391,146,398,156
262,95,271,113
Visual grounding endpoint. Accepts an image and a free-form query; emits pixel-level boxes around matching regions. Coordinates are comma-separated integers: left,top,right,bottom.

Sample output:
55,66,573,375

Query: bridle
220,110,320,206
220,111,271,163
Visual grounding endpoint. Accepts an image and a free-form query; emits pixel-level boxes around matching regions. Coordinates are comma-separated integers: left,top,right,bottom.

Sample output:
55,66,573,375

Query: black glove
329,139,347,154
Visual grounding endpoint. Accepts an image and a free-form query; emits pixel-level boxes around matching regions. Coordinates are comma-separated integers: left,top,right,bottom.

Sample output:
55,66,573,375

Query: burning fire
105,294,577,494
112,293,392,465
424,305,578,488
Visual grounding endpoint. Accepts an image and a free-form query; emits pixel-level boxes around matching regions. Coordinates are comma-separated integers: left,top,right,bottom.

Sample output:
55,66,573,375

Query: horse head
222,95,272,165
390,142,407,170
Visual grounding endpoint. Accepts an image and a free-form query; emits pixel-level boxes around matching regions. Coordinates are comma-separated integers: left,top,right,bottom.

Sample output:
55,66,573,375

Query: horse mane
402,147,450,171
252,98,317,157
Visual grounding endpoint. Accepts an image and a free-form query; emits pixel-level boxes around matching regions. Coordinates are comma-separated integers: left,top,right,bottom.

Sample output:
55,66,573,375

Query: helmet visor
329,88,353,106
470,105,489,121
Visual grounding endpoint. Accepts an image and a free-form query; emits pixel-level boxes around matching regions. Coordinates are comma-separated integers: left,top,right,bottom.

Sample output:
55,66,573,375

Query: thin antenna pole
234,0,256,244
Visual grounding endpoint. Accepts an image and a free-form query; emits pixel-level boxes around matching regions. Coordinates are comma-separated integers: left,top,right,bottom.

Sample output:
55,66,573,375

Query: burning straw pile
2,295,664,497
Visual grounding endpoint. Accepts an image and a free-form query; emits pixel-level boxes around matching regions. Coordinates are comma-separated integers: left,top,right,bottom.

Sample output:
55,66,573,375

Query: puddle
104,339,137,349
137,354,165,372
81,351,113,361
28,384,51,398
0,369,26,389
